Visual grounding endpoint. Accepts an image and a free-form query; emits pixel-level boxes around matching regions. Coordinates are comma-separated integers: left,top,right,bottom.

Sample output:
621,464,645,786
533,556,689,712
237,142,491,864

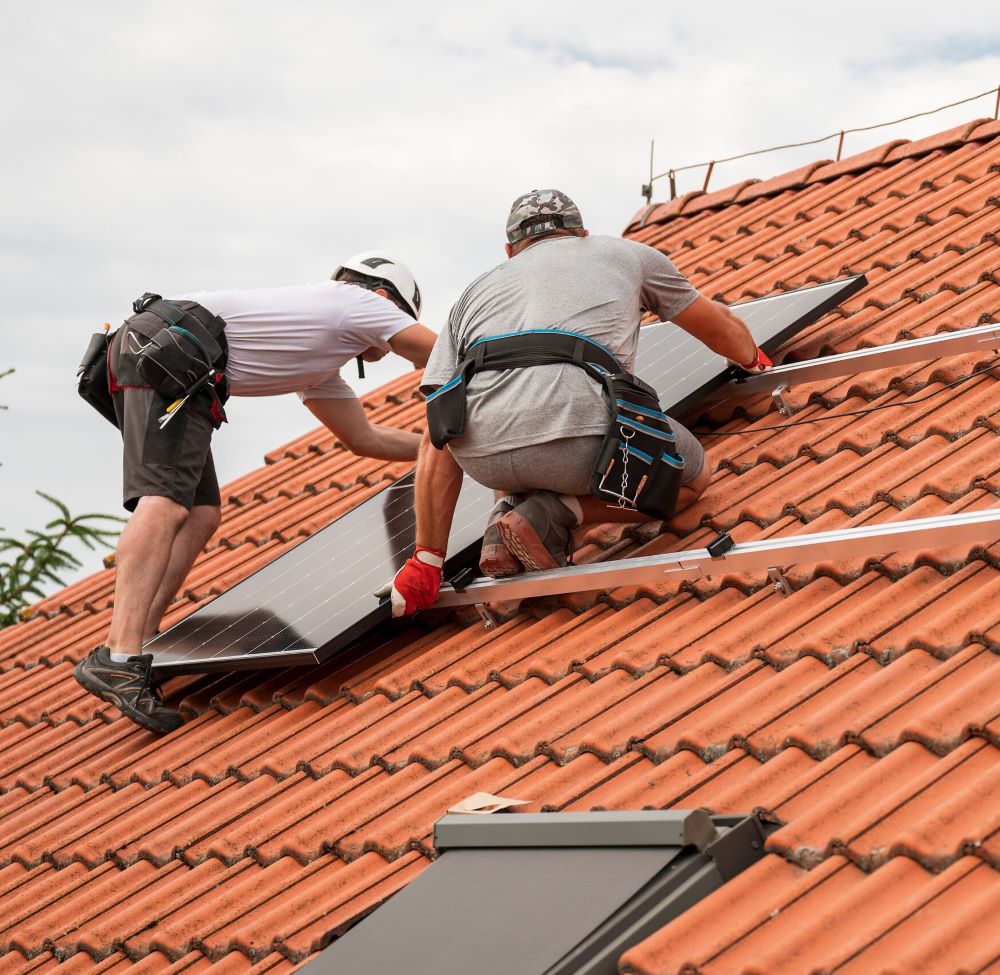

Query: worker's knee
190,504,222,537
687,461,711,497
133,495,190,531
673,463,711,514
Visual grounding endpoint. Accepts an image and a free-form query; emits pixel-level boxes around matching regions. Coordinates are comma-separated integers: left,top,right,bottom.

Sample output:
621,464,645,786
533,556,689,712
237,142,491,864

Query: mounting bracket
767,566,794,597
475,604,500,630
771,383,794,416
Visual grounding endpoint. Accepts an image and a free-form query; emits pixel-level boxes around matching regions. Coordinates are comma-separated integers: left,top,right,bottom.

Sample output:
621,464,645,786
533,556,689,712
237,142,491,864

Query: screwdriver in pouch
158,369,215,429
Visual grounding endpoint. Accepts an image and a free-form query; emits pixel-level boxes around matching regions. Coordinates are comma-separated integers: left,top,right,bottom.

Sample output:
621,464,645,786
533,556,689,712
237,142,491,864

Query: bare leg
106,496,190,656
142,504,221,640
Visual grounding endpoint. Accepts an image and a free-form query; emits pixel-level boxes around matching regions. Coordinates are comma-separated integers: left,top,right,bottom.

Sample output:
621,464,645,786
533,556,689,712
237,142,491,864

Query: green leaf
1,490,121,629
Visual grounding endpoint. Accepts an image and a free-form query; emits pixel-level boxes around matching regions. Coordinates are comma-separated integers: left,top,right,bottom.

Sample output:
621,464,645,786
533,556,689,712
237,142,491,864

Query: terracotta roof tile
622,854,1000,975
1,122,999,971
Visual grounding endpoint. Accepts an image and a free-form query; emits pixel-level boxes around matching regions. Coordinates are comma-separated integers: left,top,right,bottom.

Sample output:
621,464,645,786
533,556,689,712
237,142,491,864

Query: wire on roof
642,83,1000,203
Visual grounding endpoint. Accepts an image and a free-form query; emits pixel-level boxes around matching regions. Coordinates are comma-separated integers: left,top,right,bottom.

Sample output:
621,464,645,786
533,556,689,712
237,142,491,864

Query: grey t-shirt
422,234,699,458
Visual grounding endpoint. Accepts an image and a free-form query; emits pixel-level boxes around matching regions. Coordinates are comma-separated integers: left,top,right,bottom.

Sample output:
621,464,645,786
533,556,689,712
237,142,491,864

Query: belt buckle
132,292,161,315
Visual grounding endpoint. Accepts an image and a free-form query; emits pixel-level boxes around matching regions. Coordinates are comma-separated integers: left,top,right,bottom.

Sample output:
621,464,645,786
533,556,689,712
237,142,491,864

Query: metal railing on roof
642,83,1000,203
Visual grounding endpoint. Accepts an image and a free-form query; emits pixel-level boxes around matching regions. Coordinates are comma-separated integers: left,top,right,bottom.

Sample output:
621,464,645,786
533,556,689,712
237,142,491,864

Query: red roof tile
1,121,999,973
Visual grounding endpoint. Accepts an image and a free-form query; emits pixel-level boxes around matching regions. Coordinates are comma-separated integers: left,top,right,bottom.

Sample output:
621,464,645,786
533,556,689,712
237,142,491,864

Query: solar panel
151,275,865,673
149,473,496,672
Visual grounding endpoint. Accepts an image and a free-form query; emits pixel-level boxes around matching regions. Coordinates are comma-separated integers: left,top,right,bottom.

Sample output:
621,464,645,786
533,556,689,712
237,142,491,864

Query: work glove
374,545,446,617
734,346,773,374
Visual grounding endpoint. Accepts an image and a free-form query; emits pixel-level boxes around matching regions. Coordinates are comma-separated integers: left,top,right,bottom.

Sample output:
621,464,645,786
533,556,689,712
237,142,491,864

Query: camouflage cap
505,189,584,245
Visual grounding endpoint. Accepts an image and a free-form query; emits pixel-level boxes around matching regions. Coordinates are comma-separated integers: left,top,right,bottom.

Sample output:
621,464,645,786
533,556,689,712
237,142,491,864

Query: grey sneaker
480,496,523,578
497,491,578,571
74,646,183,734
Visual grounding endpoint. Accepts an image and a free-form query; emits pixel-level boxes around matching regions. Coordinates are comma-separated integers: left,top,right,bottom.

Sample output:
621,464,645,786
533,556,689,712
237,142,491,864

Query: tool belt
425,329,685,519
129,293,228,411
79,293,230,430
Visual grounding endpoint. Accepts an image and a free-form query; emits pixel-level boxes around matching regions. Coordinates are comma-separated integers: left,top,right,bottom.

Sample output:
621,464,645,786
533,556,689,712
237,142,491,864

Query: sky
1,0,998,590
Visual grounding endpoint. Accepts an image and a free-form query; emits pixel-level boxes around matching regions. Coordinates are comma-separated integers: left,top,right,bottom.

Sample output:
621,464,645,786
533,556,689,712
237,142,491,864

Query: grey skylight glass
303,811,770,975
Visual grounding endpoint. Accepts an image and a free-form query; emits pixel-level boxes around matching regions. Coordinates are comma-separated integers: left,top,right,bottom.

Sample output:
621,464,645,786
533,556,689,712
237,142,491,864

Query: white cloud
1,0,998,583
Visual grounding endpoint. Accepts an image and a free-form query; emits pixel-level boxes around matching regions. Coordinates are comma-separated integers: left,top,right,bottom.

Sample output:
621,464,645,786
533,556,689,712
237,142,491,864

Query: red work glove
375,546,446,617
736,346,773,374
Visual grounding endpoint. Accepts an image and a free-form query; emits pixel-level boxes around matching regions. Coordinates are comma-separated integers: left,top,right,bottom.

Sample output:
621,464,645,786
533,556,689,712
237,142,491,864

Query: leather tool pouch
590,374,685,520
77,329,119,428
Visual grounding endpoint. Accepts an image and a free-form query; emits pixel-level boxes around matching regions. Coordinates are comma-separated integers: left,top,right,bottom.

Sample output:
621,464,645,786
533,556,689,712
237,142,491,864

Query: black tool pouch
77,329,119,428
590,374,685,519
425,371,471,449
129,294,227,406
136,320,223,401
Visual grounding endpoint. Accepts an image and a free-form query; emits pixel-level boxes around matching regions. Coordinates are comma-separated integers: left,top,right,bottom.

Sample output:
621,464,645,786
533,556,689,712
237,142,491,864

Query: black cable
695,358,1000,437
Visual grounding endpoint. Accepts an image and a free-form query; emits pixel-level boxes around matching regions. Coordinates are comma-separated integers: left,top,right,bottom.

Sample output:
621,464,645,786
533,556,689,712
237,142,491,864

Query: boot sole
497,511,564,572
73,660,182,735
479,543,522,578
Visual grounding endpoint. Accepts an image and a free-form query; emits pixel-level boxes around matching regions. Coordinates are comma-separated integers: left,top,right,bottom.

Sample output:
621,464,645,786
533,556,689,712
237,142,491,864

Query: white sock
559,495,584,526
109,650,133,663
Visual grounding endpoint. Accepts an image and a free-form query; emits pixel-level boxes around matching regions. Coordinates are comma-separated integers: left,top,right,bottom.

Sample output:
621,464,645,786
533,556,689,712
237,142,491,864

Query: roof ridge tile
737,160,833,204
883,119,996,163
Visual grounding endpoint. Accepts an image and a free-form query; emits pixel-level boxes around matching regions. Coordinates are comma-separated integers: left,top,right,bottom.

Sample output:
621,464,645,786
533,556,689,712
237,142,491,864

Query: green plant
0,369,123,628
0,493,123,627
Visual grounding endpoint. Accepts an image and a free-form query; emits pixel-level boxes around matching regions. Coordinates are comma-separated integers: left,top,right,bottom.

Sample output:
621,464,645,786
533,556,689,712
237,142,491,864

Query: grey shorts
454,420,705,497
111,327,220,513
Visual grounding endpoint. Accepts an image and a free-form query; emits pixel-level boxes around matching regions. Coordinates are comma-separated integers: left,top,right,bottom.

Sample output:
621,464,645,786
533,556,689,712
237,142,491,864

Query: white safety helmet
331,251,422,319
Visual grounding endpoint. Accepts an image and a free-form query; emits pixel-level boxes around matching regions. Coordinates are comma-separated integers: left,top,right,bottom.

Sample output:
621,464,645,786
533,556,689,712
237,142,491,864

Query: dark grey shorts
111,327,220,512
455,421,705,497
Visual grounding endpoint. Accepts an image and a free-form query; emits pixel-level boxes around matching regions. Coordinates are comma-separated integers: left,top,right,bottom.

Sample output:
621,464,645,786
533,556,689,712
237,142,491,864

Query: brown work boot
480,495,523,577
497,491,579,571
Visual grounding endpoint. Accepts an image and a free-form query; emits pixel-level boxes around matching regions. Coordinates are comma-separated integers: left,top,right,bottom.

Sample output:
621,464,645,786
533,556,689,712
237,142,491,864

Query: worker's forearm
703,303,756,363
414,433,464,551
354,425,422,461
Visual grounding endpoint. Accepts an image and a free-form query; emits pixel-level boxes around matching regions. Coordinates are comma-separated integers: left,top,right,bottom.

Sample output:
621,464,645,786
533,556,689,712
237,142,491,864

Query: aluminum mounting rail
702,322,1000,413
434,507,1000,609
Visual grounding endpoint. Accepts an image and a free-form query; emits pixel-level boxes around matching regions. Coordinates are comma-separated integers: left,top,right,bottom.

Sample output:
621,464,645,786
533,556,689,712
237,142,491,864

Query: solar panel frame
150,274,866,674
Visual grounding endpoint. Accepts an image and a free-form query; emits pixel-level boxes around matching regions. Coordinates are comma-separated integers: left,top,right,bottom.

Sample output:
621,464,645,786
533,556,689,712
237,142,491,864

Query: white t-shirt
177,281,414,400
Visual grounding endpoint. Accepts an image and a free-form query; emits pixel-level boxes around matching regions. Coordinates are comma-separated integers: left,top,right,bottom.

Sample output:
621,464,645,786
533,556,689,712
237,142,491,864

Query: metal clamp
707,532,735,558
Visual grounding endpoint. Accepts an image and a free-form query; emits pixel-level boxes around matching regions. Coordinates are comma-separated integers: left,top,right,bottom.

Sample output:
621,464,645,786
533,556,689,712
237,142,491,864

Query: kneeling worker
382,190,771,616
75,253,437,732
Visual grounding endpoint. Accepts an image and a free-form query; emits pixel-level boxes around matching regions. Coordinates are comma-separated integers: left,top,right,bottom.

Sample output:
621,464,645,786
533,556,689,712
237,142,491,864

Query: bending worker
381,190,771,616
75,253,437,732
